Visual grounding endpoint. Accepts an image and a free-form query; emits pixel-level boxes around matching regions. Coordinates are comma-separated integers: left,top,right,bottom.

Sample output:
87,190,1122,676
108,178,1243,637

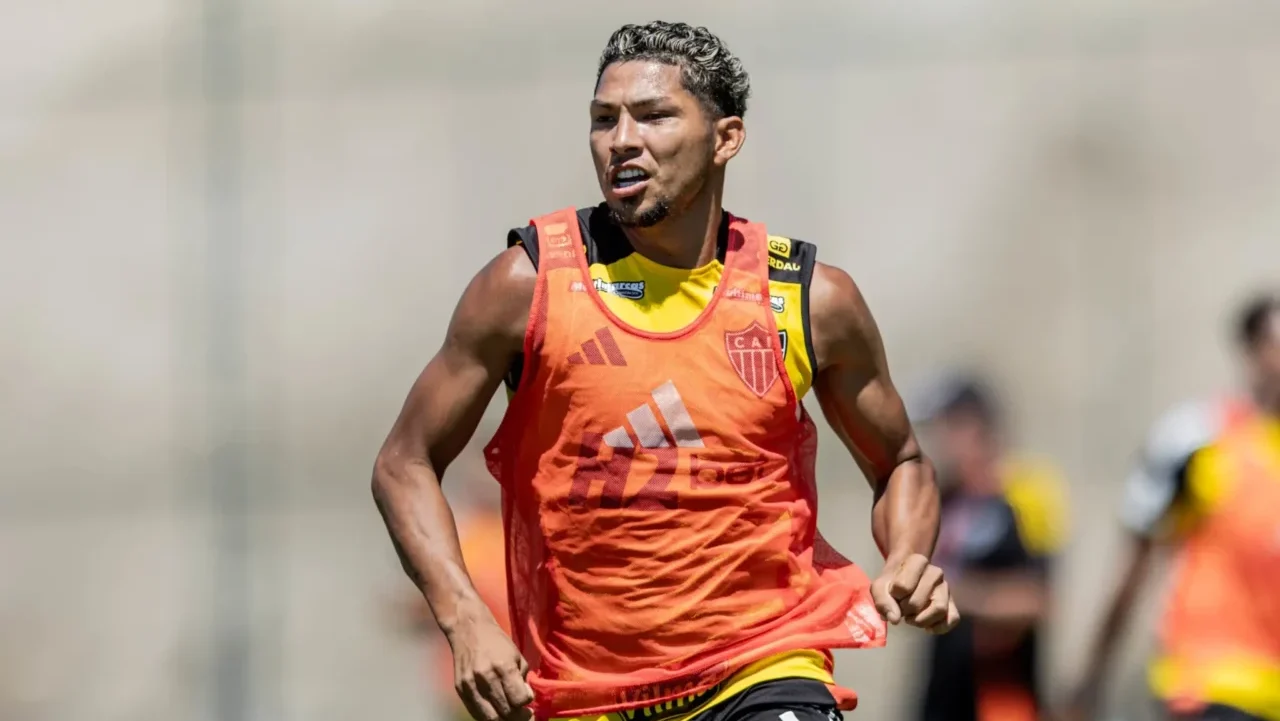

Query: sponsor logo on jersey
543,222,573,247
770,294,785,313
723,287,763,304
593,277,646,300
768,256,801,273
767,236,792,258
569,381,769,511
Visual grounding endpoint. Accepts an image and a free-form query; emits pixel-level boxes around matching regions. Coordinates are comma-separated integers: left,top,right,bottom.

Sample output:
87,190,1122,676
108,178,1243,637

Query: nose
609,112,641,158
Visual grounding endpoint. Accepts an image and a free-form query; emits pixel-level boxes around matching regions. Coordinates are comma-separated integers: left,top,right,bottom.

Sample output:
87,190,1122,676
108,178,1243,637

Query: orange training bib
485,208,886,718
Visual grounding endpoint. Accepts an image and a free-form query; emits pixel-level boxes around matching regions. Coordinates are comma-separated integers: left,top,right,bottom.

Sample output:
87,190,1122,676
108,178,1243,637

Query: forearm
871,456,941,563
1079,540,1152,691
372,456,492,638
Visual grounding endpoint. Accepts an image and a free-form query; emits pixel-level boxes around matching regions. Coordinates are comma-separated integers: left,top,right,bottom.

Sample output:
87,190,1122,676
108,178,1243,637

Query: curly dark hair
596,21,751,120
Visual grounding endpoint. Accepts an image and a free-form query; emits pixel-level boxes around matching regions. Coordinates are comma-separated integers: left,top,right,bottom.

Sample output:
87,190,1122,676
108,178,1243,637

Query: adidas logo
569,327,628,367
602,380,704,450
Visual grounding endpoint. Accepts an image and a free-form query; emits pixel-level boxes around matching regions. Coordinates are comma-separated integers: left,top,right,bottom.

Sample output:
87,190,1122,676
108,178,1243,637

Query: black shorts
687,679,843,721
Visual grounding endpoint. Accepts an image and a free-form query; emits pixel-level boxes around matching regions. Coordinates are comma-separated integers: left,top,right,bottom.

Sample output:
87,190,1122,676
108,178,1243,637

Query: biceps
385,342,507,477
816,363,915,476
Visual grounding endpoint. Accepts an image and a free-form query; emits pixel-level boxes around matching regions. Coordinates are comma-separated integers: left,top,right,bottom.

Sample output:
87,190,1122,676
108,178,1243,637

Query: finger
870,576,902,624
902,565,944,616
910,580,950,627
476,669,513,719
928,599,961,635
458,679,500,721
889,554,929,601
499,665,534,716
945,599,960,629
911,599,947,629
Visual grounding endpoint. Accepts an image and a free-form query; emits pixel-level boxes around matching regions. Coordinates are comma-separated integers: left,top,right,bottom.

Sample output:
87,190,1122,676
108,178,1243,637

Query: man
912,377,1067,721
372,21,959,721
1068,293,1280,721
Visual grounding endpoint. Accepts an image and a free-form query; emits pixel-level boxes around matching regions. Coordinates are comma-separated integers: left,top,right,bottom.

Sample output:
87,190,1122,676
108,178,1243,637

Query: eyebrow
590,95,673,110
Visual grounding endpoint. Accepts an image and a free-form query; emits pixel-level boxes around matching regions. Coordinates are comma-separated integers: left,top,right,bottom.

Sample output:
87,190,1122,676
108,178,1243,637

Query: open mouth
611,168,650,190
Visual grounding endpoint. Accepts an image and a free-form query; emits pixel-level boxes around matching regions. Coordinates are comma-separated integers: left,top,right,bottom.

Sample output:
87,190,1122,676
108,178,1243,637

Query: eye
592,113,616,125
643,111,672,122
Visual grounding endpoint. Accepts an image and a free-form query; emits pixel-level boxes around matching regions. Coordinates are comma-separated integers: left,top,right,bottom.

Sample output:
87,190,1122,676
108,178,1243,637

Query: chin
608,198,671,229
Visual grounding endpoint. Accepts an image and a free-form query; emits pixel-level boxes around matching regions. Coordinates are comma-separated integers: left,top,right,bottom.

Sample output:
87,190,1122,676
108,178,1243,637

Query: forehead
593,60,692,105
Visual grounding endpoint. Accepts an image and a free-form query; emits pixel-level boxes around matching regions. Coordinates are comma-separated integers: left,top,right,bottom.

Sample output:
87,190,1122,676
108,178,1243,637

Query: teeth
617,169,646,181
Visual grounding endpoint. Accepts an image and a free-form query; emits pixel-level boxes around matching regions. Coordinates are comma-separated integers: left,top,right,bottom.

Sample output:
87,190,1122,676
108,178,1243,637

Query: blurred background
3,1,1279,720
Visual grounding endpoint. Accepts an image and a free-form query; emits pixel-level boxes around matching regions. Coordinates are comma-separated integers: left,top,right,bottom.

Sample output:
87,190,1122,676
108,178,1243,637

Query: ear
712,116,745,167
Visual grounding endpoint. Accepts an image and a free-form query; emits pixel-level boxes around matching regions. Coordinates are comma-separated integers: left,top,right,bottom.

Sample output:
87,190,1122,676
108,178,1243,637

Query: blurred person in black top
912,376,1068,721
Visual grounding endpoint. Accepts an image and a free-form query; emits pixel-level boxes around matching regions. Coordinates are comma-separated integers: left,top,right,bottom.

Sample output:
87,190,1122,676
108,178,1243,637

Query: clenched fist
447,616,534,721
871,553,960,634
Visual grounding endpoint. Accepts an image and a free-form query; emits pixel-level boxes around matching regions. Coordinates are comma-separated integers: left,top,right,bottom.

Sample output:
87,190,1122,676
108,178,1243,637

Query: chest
1193,443,1280,568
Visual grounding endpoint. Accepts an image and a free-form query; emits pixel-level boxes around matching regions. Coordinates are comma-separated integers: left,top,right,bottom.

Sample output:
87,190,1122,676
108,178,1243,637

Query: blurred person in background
911,376,1068,721
1068,293,1280,721
373,19,959,721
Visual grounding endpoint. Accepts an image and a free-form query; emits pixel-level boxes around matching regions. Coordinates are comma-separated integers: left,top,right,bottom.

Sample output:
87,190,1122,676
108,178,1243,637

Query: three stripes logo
568,327,628,367
601,380,704,451
568,380,704,510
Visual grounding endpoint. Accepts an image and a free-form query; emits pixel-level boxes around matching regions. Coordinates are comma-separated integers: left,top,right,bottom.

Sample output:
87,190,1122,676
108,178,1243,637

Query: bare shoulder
809,261,882,372
445,245,536,361
471,245,537,305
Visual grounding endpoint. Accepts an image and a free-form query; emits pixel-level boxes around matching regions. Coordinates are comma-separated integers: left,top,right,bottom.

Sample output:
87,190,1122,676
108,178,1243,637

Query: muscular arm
809,262,940,566
372,246,534,638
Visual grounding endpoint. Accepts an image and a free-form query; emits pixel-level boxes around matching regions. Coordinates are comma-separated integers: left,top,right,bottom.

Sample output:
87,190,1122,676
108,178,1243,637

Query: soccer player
373,21,959,721
1067,293,1280,721
911,377,1067,721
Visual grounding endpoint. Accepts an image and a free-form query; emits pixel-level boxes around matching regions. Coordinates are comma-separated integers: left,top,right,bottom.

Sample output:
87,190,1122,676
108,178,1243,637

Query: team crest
725,322,780,398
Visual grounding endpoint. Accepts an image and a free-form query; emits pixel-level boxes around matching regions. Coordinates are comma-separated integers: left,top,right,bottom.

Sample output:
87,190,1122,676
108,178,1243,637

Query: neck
621,186,723,270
